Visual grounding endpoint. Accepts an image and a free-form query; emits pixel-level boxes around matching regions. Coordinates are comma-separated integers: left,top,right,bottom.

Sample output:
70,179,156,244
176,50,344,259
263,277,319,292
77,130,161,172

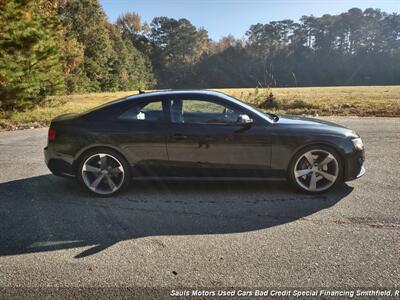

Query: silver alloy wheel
294,149,339,192
81,153,125,195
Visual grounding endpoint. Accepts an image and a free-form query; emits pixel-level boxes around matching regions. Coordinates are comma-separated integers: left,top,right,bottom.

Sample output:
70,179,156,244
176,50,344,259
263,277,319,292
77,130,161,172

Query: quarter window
119,100,164,122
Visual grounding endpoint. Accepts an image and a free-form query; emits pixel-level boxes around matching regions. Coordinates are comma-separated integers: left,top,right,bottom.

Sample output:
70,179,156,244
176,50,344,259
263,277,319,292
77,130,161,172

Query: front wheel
77,149,130,196
288,146,343,194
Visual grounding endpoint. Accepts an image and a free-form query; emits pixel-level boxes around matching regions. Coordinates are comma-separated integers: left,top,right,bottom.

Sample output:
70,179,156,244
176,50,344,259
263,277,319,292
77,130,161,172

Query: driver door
165,96,271,177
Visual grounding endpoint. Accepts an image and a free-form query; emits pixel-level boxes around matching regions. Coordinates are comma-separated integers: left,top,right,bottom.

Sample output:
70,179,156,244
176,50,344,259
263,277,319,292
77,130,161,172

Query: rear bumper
44,146,75,177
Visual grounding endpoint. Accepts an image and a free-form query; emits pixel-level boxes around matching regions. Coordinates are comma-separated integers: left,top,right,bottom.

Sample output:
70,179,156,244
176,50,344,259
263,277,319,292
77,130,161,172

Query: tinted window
170,99,242,124
119,100,164,122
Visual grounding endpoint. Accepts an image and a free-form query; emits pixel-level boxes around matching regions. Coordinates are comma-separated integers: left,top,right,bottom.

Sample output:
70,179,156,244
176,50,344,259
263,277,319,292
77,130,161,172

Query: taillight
48,128,56,142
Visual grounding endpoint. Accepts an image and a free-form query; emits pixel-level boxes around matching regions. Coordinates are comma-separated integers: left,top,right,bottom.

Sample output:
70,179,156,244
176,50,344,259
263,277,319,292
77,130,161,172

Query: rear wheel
77,149,130,196
289,146,342,194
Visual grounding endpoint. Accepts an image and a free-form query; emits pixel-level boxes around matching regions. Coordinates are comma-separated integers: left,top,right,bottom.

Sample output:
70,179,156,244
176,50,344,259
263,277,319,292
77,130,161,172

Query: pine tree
59,0,114,92
106,23,154,91
0,0,64,111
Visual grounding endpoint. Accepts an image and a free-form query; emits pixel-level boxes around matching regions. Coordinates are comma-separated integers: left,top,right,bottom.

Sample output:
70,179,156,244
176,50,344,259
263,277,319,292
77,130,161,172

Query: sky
99,0,400,41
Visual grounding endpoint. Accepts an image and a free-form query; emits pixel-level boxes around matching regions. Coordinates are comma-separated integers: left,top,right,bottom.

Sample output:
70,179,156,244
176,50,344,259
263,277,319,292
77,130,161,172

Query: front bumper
356,166,366,178
343,149,365,181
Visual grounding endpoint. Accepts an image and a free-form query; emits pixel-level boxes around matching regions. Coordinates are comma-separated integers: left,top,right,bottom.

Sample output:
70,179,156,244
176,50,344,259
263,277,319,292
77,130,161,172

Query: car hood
275,115,358,137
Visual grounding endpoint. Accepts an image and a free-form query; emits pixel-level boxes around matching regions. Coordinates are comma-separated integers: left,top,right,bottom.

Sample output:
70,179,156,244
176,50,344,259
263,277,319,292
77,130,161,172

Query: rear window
119,100,164,122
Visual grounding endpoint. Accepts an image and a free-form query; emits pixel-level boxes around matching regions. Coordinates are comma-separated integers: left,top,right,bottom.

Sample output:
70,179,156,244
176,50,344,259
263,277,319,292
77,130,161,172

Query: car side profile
44,90,365,196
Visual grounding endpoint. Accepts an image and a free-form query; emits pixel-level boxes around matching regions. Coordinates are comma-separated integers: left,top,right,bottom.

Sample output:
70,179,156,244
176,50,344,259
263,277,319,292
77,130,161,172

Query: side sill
61,172,76,178
131,176,287,182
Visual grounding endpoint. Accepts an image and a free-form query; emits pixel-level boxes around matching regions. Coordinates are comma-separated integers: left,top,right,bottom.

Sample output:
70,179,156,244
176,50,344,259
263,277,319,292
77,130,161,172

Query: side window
170,99,242,124
119,100,164,122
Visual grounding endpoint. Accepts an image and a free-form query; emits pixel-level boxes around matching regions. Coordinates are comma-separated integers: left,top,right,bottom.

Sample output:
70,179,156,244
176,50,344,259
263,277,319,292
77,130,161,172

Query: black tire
77,148,131,197
288,145,343,194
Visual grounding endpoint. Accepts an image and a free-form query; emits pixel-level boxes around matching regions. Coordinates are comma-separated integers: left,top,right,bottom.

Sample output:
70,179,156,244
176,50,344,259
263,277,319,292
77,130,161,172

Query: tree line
1,0,399,111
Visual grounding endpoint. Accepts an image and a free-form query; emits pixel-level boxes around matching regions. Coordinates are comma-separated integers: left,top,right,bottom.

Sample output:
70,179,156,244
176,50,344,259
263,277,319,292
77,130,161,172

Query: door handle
173,134,188,139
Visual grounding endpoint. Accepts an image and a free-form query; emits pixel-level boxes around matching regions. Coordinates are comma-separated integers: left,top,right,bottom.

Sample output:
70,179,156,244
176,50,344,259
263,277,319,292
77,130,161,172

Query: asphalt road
0,117,399,296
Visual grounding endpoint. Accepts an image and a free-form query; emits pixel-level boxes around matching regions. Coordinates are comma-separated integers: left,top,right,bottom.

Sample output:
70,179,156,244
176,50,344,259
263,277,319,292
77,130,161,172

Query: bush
258,91,278,109
285,99,315,109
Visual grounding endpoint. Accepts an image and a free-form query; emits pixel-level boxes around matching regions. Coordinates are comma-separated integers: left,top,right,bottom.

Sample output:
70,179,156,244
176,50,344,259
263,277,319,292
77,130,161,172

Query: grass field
1,86,399,130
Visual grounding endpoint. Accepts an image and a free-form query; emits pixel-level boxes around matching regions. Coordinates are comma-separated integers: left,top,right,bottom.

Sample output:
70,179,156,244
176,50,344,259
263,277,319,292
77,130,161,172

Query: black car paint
44,91,365,181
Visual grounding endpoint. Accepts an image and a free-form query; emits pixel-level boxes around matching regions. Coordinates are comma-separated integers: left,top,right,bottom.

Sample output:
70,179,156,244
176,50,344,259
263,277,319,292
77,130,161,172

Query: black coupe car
44,90,365,196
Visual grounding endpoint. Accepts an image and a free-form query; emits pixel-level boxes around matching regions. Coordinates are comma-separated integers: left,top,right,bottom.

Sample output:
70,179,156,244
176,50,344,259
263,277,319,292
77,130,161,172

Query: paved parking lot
0,117,399,295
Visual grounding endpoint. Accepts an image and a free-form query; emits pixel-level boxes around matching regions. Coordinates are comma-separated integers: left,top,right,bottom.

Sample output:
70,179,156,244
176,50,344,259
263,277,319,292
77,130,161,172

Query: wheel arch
72,145,129,176
288,141,346,181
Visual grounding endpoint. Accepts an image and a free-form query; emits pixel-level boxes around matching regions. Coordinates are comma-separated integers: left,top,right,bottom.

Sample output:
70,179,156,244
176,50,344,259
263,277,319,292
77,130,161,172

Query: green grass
1,86,400,130
222,86,400,117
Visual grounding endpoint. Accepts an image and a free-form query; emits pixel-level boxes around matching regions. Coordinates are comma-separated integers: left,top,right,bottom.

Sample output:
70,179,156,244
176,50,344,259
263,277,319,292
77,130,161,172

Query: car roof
83,89,273,123
123,90,273,123
82,90,232,117
82,90,236,116
124,89,226,100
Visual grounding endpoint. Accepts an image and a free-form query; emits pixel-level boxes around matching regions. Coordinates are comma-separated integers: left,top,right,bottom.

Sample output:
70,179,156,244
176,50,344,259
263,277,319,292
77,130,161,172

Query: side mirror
236,114,253,126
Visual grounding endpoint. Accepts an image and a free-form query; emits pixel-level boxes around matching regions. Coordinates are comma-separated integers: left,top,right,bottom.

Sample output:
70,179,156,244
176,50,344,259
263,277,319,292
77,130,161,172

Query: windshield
218,93,276,122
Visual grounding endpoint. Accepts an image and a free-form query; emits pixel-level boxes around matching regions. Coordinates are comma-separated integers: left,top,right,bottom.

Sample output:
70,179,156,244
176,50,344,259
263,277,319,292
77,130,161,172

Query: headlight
352,138,364,151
